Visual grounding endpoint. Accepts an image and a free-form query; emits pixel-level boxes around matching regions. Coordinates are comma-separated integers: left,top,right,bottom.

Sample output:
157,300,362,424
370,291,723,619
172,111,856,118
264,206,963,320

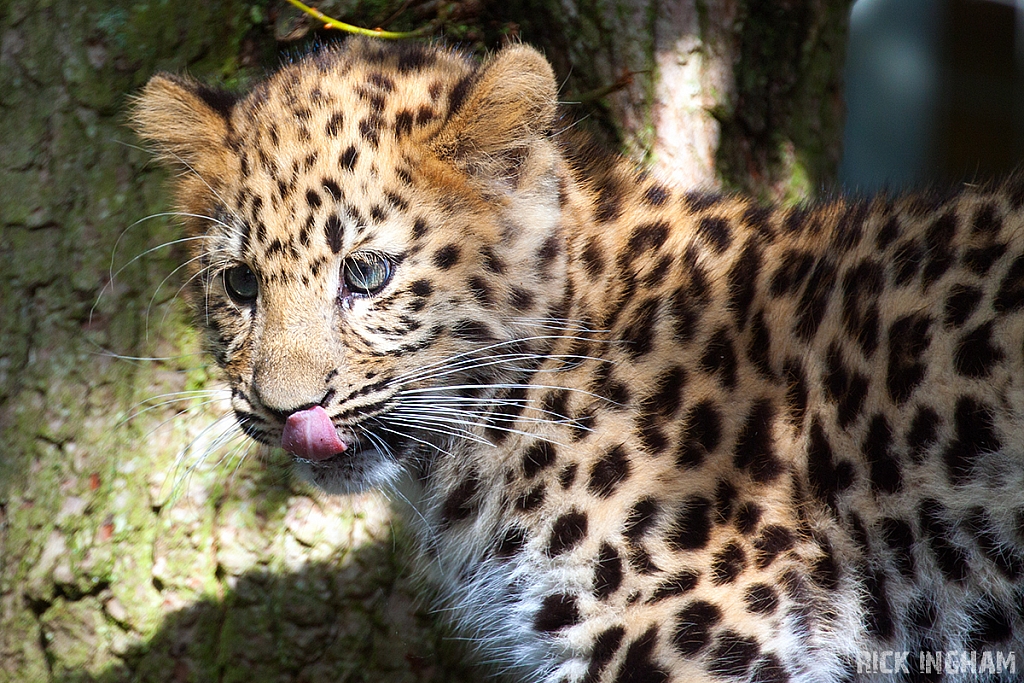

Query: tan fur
134,38,1024,683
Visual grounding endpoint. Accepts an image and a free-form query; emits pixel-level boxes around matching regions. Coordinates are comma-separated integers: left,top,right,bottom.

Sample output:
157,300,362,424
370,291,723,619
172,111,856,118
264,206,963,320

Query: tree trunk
0,1,850,681
492,0,852,200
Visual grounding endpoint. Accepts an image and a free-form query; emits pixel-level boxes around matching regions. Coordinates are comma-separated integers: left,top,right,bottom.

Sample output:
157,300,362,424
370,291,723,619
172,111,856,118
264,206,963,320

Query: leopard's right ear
131,73,236,174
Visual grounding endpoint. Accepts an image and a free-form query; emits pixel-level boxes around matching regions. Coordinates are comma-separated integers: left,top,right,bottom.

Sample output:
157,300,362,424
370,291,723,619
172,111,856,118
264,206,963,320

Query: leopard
132,37,1024,682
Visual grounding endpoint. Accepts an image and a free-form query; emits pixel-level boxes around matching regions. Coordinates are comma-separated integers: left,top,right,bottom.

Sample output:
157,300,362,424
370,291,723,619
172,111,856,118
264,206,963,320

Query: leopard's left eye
343,252,393,295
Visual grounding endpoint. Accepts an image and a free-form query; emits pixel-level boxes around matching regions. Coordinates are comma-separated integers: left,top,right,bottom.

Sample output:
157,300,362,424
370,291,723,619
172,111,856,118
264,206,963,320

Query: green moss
42,596,121,677
1,1,284,677
0,606,50,681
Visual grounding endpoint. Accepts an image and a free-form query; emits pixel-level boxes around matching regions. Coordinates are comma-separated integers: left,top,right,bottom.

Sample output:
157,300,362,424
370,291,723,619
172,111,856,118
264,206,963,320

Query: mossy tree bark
1,1,850,681
490,0,853,201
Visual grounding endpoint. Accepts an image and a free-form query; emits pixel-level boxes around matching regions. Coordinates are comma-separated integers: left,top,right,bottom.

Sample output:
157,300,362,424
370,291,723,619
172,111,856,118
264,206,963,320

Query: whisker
89,348,208,363
387,334,610,385
395,396,575,423
145,250,217,340
118,391,229,428
122,138,246,227
108,211,233,282
390,404,578,429
164,413,242,504
158,253,239,333
382,416,495,447
397,382,617,406
367,419,458,459
104,232,211,295
389,351,607,389
385,410,570,446
357,424,439,549
126,394,228,445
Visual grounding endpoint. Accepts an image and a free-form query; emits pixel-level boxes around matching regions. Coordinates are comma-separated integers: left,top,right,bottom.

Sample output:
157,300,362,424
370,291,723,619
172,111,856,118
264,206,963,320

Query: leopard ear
432,44,558,180
131,73,236,175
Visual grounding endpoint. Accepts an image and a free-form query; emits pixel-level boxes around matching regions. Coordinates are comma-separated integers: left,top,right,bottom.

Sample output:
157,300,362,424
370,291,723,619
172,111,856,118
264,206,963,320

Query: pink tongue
281,406,347,461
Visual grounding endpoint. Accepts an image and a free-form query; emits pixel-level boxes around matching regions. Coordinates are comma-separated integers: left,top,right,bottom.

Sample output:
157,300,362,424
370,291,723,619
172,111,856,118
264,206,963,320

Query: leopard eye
224,264,258,304
343,252,392,295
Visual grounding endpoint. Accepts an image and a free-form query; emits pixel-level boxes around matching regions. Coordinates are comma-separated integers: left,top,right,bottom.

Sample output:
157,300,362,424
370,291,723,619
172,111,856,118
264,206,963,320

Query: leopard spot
744,583,780,615
647,569,699,603
672,600,722,657
954,321,1004,378
585,625,626,682
533,593,580,632
593,542,623,599
547,510,588,556
711,541,747,585
613,626,668,683
707,631,761,679
668,496,713,551
588,445,631,498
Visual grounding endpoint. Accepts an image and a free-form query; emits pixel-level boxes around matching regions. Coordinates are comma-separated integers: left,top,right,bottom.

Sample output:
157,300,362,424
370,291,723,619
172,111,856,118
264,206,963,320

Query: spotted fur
134,38,1024,682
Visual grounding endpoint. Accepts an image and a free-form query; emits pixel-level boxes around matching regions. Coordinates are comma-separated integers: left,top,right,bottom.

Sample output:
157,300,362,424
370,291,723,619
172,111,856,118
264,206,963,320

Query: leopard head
132,39,565,494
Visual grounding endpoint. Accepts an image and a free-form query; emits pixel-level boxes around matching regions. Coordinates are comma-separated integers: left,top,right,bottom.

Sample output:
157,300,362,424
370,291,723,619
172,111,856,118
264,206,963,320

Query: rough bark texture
491,0,852,200
1,1,850,681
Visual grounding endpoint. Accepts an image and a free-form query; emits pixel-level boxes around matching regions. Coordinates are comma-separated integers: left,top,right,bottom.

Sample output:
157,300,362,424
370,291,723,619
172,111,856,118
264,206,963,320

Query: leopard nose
250,353,336,418
252,299,340,416
251,378,332,420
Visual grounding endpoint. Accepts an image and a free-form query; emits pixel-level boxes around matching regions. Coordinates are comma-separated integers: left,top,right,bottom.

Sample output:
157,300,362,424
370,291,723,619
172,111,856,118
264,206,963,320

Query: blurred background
842,0,1024,190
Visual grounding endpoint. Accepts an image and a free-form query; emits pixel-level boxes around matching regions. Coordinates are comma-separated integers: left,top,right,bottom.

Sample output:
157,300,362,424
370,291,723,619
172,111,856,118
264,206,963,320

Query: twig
283,0,429,39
